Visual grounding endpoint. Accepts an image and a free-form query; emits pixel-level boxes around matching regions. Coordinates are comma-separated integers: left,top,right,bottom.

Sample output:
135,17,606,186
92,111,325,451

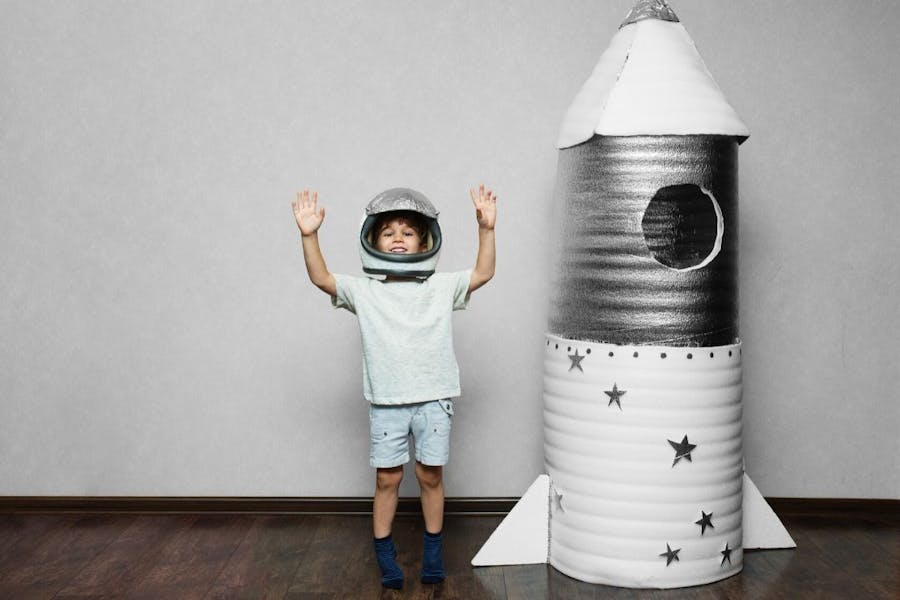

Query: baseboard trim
0,497,517,516
765,497,899,521
1,496,896,520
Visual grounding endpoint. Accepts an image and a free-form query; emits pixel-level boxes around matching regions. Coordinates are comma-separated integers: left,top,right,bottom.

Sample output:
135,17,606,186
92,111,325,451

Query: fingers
293,190,306,211
303,189,315,210
469,184,484,204
470,184,497,207
293,189,321,213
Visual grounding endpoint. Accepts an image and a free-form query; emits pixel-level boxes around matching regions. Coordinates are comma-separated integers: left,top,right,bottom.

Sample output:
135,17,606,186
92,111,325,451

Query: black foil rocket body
550,135,739,346
544,1,749,588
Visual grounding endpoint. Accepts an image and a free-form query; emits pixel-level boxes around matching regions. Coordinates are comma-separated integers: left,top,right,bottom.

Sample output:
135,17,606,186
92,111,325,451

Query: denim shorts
369,399,454,468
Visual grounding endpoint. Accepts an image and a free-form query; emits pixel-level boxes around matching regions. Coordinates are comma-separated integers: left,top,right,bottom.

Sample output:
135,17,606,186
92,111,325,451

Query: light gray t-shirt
332,270,472,405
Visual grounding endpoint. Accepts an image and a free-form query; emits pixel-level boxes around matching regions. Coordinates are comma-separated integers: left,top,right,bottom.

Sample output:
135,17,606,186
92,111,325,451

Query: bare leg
415,462,444,534
373,466,403,538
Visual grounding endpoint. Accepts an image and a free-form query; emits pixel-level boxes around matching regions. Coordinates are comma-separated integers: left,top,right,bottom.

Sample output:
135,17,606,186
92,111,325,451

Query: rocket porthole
641,184,724,271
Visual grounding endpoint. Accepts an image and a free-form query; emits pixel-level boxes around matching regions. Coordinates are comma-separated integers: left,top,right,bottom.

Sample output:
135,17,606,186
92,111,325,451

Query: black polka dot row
546,339,740,360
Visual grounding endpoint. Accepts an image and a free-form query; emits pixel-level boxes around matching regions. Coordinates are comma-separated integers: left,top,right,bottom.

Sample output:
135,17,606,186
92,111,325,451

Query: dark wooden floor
0,512,896,599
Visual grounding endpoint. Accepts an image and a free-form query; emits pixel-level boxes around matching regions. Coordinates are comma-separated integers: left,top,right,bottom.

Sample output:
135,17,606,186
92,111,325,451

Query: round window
640,184,724,271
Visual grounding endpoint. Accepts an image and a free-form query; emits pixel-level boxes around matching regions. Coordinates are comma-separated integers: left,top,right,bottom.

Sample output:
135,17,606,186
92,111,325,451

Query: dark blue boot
420,530,445,584
373,535,403,589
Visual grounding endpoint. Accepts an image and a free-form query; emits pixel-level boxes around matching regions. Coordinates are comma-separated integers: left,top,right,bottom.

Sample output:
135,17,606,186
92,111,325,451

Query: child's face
375,217,426,255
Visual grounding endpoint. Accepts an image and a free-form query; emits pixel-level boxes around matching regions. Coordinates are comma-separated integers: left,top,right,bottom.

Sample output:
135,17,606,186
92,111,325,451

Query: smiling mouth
390,248,408,253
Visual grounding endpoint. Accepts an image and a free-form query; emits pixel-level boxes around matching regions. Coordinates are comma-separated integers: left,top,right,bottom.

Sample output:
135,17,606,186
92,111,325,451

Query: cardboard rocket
473,1,794,588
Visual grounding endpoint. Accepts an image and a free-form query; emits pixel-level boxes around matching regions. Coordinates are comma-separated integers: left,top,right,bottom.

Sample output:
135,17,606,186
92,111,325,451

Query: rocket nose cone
557,6,750,148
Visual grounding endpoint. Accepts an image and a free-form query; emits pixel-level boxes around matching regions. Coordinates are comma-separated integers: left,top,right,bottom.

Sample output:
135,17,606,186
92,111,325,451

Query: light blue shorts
369,399,454,468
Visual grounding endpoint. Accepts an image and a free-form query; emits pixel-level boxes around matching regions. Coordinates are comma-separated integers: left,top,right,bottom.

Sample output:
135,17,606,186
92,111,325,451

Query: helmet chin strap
362,267,436,279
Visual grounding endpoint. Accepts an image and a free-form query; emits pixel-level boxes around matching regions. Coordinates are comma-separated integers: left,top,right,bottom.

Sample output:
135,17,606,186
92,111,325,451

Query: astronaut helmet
359,188,442,278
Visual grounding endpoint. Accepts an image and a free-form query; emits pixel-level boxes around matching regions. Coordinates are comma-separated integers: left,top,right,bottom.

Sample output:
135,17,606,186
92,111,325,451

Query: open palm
470,184,497,230
292,189,325,236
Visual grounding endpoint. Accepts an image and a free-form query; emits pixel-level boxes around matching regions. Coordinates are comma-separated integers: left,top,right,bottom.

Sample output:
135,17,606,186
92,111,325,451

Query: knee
416,463,443,490
376,467,403,492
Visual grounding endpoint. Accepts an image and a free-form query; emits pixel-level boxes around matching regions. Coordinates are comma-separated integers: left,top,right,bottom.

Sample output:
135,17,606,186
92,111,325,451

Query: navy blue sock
420,530,445,584
373,535,403,589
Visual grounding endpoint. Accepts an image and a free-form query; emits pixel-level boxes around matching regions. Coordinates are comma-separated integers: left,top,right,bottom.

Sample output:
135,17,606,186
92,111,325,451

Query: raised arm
292,189,337,297
468,184,497,295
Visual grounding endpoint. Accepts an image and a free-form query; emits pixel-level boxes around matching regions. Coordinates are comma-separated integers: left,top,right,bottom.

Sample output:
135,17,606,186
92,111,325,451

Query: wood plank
0,514,135,600
738,549,794,598
53,515,195,598
284,515,379,597
504,565,552,600
204,515,320,599
119,515,253,600
0,510,895,598
0,514,70,561
799,518,895,582
790,514,899,597
858,515,900,591
442,516,507,600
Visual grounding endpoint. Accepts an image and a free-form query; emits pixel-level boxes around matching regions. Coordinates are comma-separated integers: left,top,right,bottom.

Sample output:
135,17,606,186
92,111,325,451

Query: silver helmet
359,188,442,278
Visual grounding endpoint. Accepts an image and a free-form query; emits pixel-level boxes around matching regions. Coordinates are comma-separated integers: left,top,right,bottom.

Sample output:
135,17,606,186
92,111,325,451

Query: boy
291,185,497,588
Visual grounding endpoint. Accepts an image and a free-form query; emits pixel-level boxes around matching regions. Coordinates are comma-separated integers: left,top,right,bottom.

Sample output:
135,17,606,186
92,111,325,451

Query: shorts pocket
438,399,454,418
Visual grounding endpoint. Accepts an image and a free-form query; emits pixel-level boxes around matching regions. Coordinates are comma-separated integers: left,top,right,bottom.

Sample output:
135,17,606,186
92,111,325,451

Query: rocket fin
742,473,797,549
471,474,550,566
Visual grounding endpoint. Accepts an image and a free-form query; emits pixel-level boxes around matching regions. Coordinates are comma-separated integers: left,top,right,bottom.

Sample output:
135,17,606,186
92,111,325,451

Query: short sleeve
332,274,358,313
451,269,473,311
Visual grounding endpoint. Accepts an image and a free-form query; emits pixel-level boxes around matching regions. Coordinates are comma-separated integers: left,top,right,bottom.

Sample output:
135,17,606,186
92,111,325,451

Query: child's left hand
470,184,497,230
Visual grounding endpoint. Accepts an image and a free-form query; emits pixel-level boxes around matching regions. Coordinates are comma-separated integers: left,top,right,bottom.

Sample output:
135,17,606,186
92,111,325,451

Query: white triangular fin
742,473,796,549
471,475,550,566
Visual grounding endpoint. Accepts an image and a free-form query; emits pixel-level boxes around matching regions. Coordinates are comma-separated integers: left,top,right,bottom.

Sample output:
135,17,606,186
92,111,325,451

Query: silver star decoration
721,542,733,566
552,486,565,512
668,435,697,467
568,349,585,372
659,543,681,566
695,511,714,535
604,383,626,410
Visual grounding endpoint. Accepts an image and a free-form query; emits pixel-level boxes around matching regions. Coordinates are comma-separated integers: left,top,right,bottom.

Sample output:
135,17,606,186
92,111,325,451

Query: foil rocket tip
620,0,680,28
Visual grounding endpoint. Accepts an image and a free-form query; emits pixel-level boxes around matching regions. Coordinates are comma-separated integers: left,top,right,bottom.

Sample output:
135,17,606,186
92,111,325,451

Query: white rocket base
471,473,795,570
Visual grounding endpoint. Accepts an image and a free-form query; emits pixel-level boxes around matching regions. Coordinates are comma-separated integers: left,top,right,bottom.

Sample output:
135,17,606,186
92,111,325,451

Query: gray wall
2,1,897,499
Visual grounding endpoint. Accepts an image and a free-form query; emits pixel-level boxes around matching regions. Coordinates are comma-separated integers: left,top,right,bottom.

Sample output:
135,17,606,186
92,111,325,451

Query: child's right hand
292,189,325,236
